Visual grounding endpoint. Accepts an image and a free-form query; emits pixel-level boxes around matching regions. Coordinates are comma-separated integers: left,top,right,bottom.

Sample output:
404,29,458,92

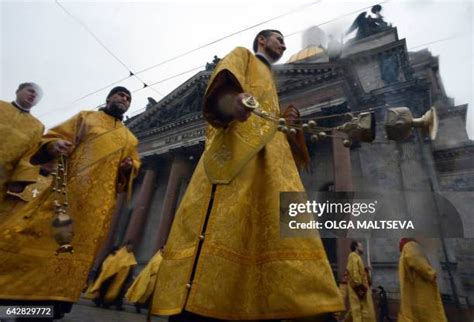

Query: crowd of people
0,29,448,322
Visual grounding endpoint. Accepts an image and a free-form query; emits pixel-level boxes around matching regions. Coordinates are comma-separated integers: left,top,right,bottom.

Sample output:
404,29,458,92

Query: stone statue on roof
205,55,221,71
146,97,158,110
346,4,391,40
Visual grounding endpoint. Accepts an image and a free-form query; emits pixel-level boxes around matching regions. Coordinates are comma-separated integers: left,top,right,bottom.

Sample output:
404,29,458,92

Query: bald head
15,82,42,109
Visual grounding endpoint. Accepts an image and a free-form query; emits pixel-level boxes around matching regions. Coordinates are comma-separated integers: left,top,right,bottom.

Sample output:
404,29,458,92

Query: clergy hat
107,86,131,101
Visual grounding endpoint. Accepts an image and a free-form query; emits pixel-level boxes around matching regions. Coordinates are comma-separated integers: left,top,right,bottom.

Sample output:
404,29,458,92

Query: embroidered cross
32,188,40,198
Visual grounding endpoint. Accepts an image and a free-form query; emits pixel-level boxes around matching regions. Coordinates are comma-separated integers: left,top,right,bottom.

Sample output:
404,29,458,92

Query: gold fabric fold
126,250,163,304
203,47,278,184
398,242,447,322
346,252,376,321
0,100,44,210
90,246,137,303
151,47,344,319
0,111,140,302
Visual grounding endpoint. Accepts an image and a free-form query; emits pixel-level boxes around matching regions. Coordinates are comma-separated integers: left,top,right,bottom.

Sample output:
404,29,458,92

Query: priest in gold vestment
398,238,447,322
0,86,140,319
89,243,137,310
346,241,375,322
126,248,163,307
151,30,344,321
0,82,44,215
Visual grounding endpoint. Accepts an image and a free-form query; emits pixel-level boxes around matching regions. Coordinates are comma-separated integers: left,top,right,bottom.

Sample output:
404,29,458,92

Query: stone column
332,131,354,281
123,167,158,246
155,154,192,250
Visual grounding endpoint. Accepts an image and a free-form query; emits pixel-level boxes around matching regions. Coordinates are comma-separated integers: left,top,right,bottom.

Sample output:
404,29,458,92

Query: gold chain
51,155,74,255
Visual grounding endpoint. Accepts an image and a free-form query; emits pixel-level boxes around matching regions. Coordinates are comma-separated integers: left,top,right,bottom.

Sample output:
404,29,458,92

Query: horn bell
384,107,438,141
413,107,438,140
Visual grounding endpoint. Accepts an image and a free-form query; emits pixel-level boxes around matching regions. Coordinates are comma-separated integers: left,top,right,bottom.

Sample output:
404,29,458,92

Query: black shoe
92,299,101,307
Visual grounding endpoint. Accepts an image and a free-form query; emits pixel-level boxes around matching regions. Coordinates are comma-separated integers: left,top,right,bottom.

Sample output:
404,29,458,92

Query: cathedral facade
99,24,473,319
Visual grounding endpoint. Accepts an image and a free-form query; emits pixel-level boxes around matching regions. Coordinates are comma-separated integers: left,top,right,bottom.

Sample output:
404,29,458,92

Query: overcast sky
1,0,472,138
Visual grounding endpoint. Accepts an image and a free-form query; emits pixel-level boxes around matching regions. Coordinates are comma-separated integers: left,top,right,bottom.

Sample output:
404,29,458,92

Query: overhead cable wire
47,0,451,121
39,1,396,120
134,1,322,75
55,1,322,109
54,0,164,101
408,33,467,51
284,1,389,38
126,64,206,116
64,0,388,108
127,32,466,117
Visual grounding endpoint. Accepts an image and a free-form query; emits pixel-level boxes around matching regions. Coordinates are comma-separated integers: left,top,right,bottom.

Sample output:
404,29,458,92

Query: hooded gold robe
346,252,375,322
126,250,163,304
150,47,344,320
89,246,137,304
0,110,140,302
398,241,447,322
0,100,43,213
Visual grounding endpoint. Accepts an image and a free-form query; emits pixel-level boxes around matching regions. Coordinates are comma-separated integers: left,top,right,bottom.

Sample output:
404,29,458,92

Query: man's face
357,242,364,255
260,32,286,63
16,86,39,109
106,91,131,115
